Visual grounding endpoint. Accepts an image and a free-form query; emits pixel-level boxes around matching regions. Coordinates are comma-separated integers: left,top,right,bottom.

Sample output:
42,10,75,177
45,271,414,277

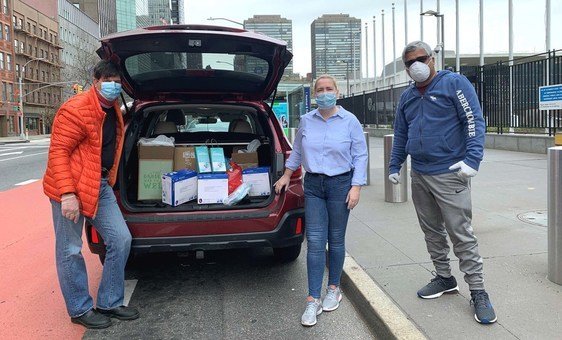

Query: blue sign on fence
539,84,562,110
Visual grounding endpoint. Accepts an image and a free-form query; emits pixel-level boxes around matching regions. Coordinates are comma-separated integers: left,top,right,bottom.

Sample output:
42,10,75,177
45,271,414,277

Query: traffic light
72,84,83,94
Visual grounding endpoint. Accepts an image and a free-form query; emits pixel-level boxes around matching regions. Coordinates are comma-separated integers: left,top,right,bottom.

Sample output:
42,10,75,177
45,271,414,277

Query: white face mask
408,61,431,83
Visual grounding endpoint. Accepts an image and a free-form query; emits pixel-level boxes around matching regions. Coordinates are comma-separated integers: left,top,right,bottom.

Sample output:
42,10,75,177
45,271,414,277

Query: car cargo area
119,103,280,212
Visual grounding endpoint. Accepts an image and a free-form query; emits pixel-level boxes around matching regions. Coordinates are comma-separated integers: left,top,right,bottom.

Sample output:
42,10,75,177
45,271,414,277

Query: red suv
86,25,304,263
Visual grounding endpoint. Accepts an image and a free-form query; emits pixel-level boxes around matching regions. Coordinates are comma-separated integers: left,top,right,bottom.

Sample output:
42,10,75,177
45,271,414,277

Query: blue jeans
51,178,132,317
304,172,352,299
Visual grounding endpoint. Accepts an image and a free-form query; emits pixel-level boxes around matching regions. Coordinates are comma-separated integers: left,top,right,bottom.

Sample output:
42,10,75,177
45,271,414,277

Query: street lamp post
207,17,244,27
19,57,45,140
421,10,445,70
336,60,350,96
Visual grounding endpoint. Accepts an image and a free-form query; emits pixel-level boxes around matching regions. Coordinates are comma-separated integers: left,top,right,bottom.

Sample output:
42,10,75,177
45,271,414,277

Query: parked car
86,25,304,263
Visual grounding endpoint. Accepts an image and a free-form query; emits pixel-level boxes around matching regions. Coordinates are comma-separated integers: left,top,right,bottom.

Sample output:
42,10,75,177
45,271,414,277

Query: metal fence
337,49,562,135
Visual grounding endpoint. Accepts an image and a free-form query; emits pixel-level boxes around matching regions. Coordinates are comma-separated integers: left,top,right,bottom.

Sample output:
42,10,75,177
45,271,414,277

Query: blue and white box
162,169,198,206
242,167,271,196
210,147,227,172
197,173,228,204
195,146,212,173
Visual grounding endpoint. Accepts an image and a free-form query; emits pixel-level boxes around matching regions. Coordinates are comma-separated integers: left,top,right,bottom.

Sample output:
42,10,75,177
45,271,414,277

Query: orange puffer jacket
43,86,124,218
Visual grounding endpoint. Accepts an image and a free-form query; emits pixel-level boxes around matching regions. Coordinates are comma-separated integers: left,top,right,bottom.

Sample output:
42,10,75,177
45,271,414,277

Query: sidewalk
346,137,557,339
0,134,50,144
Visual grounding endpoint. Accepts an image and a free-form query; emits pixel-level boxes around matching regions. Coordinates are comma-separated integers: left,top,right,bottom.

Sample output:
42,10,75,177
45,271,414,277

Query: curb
341,253,427,340
0,140,30,145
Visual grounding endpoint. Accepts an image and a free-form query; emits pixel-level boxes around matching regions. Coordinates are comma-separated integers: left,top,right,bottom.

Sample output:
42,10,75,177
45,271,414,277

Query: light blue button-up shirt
286,106,368,186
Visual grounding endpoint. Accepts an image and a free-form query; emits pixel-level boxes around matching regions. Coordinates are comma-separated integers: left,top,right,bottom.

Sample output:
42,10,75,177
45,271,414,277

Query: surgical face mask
408,61,431,83
100,81,122,101
316,92,337,109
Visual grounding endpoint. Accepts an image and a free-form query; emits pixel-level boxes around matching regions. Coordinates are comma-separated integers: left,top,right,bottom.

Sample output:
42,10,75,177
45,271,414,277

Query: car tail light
91,227,100,244
295,217,303,234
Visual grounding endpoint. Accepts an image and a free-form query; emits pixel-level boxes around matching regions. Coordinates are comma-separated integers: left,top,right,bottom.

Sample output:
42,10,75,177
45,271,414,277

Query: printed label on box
242,166,271,196
197,173,228,204
162,169,198,206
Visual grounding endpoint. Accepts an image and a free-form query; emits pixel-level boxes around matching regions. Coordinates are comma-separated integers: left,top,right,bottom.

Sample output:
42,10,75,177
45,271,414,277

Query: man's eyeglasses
405,55,430,68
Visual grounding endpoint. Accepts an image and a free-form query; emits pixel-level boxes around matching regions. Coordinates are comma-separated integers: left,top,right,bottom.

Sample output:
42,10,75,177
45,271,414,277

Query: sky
184,0,562,77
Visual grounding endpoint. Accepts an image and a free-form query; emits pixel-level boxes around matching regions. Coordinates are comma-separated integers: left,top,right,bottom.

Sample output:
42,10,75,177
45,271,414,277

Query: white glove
448,161,478,178
388,173,401,184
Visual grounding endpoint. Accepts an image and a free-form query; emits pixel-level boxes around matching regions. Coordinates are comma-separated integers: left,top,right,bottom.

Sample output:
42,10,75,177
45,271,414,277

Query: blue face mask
100,81,122,101
316,92,337,109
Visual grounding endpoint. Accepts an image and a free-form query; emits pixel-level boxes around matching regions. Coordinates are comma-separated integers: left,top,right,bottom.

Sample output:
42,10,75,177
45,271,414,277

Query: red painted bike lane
0,181,102,339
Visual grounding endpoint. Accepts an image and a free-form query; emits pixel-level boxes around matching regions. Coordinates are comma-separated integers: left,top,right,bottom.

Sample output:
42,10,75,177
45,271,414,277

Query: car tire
273,243,302,263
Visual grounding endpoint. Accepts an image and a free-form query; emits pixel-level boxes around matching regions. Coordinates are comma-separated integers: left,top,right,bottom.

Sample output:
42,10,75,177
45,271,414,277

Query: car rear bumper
87,208,305,255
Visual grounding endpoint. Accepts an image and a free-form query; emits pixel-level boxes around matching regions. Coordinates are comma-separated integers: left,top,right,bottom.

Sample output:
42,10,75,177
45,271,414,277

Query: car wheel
273,243,302,263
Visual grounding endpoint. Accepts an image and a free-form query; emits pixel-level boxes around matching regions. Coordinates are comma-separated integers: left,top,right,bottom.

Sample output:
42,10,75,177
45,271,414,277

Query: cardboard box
195,146,212,173
197,173,228,204
174,146,196,171
231,152,258,170
162,169,198,206
138,145,174,200
210,147,227,172
242,166,271,196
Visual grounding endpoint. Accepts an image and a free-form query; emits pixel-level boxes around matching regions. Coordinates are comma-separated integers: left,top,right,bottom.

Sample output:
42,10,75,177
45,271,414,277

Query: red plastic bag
227,161,243,194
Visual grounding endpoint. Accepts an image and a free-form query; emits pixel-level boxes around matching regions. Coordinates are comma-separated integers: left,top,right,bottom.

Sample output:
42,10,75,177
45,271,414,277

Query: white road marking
124,279,138,306
15,179,39,186
0,151,24,156
0,152,47,162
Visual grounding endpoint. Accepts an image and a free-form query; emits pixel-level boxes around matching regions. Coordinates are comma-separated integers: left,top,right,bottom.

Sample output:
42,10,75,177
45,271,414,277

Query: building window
19,18,23,28
15,64,19,77
20,41,23,52
14,39,18,51
42,71,45,81
0,52,4,70
4,24,9,41
2,0,8,14
6,54,11,71
1,82,6,101
8,83,13,102
27,22,30,32
7,115,14,134
12,15,17,26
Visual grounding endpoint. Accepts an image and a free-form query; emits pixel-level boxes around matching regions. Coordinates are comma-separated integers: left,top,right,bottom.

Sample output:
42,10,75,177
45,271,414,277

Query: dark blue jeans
304,172,352,299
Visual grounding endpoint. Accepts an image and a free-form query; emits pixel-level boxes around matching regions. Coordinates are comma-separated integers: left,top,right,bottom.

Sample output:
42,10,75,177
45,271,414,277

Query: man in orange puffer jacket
43,60,139,329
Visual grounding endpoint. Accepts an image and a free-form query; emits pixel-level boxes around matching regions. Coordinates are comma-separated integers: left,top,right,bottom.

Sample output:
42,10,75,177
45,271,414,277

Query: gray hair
401,41,433,63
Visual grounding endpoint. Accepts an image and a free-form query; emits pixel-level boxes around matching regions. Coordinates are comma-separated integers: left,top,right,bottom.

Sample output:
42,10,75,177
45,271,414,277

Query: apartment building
13,0,62,135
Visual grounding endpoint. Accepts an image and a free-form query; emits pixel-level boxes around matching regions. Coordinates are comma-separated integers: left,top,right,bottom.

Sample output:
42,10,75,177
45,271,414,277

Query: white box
197,173,228,204
162,169,198,206
242,167,271,196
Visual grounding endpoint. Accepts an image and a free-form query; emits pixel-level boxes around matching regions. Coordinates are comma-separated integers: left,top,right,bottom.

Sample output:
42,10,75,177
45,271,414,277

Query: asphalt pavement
83,248,376,340
345,137,558,339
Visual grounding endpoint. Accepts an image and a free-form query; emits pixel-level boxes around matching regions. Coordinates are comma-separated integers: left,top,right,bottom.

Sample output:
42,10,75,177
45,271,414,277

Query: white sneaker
322,286,343,311
301,298,322,326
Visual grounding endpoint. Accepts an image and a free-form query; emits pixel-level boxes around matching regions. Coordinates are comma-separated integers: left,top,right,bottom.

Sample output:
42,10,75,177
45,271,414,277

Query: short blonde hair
314,74,338,92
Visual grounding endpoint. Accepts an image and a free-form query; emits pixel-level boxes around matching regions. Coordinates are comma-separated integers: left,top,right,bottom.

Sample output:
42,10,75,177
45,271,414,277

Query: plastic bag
223,183,251,206
227,161,243,194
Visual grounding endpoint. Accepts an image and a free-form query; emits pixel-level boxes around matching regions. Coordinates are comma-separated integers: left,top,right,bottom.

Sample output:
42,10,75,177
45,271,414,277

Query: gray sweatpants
411,170,484,290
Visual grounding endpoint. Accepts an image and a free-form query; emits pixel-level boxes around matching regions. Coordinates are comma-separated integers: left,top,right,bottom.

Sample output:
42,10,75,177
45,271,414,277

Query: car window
183,118,231,132
125,52,268,81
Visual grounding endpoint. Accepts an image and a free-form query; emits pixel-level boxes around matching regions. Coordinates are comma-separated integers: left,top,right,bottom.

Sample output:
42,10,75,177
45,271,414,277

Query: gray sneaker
301,298,322,326
322,286,343,311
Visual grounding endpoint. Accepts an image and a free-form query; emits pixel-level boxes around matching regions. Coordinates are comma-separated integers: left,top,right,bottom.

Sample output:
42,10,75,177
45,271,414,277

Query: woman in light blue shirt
274,75,368,327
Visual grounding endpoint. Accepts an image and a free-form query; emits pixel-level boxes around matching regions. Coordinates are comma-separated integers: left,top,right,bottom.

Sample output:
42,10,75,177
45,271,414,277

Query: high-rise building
70,0,116,36
13,0,62,136
58,0,100,102
116,0,136,32
244,15,293,76
148,0,171,25
170,0,184,24
311,14,361,80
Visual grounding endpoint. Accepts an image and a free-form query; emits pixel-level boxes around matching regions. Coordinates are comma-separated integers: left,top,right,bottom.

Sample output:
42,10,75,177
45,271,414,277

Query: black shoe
71,309,112,329
417,274,459,299
97,306,140,320
471,290,497,324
